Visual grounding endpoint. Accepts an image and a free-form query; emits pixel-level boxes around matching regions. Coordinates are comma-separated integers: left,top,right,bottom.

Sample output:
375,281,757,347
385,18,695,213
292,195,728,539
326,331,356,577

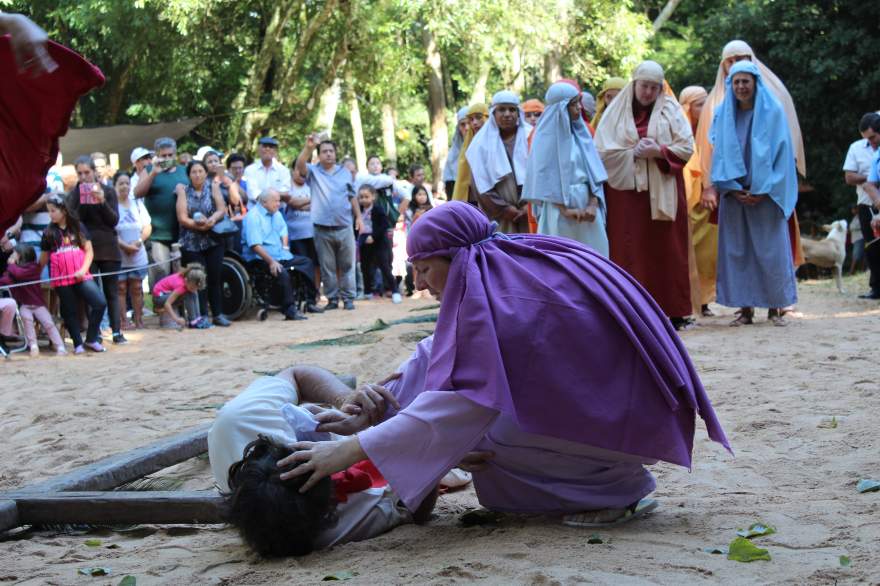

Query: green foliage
11,0,873,220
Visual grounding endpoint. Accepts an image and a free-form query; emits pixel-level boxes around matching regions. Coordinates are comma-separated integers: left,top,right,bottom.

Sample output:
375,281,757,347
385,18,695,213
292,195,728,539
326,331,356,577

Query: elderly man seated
243,190,322,320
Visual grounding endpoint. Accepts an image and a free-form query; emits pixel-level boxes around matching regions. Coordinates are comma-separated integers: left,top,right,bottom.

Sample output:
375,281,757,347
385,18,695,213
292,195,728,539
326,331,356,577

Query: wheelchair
220,250,312,321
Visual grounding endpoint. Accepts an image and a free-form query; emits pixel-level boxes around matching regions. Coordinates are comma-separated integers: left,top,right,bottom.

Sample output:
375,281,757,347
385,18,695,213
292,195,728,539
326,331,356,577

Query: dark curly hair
224,435,337,557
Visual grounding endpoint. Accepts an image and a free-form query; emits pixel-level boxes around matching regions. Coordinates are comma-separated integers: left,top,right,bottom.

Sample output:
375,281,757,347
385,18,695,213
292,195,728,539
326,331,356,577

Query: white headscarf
442,107,470,182
696,40,806,183
465,90,532,194
594,61,694,222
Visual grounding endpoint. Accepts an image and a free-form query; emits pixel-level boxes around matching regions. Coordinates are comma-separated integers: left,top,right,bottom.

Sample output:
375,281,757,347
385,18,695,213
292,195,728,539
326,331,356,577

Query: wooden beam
14,491,225,526
20,424,211,494
0,500,19,533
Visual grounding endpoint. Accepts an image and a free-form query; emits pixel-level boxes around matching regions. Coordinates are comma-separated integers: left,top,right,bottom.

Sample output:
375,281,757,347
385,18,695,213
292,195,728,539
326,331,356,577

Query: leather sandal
768,308,787,327
729,307,754,327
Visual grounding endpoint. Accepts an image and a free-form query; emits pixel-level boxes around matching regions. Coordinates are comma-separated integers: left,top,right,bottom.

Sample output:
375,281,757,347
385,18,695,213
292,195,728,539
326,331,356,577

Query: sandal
701,304,715,317
729,307,754,327
768,308,787,327
670,317,696,331
562,498,659,528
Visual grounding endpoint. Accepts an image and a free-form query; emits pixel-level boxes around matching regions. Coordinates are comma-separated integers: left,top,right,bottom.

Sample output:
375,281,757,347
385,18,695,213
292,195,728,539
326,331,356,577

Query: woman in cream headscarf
679,85,718,316
696,40,805,268
452,103,489,204
591,77,626,128
594,61,695,329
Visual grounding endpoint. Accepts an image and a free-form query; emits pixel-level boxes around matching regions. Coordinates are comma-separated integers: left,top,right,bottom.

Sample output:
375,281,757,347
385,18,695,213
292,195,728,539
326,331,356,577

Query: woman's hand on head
278,438,365,492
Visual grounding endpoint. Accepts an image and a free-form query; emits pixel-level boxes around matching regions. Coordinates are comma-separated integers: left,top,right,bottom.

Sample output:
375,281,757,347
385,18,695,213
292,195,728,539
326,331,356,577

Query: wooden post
14,491,225,526
19,423,211,494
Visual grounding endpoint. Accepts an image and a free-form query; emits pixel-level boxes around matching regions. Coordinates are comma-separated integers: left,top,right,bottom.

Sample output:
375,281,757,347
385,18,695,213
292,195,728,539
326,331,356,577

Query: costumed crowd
4,12,880,564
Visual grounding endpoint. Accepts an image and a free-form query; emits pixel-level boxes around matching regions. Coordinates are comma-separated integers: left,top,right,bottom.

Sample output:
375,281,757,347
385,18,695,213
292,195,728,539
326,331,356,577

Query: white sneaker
392,292,402,304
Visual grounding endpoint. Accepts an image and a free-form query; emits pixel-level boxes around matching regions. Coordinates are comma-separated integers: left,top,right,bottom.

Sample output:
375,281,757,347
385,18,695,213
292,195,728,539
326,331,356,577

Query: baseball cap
258,136,279,147
130,147,153,164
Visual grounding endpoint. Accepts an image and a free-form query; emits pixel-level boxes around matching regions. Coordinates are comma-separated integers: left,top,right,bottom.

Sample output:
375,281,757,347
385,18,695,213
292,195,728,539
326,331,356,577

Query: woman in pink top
39,194,107,354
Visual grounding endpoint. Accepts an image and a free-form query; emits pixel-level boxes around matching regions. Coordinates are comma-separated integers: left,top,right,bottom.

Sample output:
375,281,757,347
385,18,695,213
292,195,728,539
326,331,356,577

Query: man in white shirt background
843,113,880,299
243,136,291,206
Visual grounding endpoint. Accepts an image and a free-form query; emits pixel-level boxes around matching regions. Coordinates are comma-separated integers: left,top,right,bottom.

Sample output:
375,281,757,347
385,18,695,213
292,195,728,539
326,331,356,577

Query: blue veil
522,82,608,207
709,61,798,218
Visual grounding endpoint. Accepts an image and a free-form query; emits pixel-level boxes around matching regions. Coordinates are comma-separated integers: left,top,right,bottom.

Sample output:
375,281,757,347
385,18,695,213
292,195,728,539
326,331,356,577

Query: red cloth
331,459,387,503
605,105,692,318
0,37,104,233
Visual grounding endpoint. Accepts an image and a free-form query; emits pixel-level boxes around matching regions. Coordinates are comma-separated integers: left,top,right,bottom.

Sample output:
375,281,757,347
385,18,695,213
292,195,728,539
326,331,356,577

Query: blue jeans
56,279,107,346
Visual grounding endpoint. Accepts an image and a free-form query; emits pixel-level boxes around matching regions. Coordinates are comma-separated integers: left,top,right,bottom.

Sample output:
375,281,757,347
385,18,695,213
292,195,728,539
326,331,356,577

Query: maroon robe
605,103,692,318
0,37,104,232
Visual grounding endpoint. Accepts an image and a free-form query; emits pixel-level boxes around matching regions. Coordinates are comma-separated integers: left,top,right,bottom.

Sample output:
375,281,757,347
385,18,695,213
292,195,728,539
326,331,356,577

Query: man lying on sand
208,366,437,557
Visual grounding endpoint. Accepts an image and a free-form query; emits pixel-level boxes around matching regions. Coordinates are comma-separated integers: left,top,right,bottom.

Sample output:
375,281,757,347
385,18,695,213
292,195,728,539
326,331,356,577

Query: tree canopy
7,0,876,221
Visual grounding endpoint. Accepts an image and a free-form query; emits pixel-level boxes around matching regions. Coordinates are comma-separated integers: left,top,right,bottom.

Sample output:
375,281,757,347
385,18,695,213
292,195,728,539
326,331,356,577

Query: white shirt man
243,137,292,206
843,135,880,206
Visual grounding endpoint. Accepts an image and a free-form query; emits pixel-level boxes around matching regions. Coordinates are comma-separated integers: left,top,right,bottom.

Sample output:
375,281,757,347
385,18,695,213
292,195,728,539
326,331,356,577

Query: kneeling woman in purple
282,201,730,526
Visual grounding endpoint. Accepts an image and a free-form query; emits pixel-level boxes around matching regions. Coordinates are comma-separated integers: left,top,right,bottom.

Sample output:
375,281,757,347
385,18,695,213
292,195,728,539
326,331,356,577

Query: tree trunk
346,73,367,172
105,58,136,125
422,25,448,191
381,103,398,165
543,50,562,87
315,76,343,137
273,0,342,112
471,61,491,105
653,0,683,33
231,0,300,150
511,45,525,95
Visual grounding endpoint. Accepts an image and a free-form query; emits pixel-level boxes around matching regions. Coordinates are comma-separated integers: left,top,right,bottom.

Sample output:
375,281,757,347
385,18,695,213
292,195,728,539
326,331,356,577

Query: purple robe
361,201,730,511
360,336,657,512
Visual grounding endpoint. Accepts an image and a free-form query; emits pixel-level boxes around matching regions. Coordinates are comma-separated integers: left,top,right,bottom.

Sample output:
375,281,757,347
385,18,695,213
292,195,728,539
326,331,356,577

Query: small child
409,185,433,224
151,264,209,329
357,185,400,302
407,186,434,297
0,244,67,356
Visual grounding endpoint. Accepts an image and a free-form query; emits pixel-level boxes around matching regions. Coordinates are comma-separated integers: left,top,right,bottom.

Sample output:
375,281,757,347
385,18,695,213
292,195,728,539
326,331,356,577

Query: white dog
801,219,847,293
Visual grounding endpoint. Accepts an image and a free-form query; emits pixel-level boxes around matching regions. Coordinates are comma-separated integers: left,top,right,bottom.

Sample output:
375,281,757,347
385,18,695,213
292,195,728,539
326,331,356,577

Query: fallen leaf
587,534,603,544
727,537,771,562
839,555,851,567
856,479,880,493
322,571,354,581
78,567,111,576
736,523,776,538
84,539,102,547
703,547,728,554
817,416,838,429
118,577,137,586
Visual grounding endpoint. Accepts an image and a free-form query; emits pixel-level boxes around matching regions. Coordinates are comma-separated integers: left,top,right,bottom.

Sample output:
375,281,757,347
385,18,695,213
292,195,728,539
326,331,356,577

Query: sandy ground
1,275,879,586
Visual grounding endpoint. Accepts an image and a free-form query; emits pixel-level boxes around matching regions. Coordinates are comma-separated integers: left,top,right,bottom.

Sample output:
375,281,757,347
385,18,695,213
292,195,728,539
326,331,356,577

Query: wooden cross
0,374,357,533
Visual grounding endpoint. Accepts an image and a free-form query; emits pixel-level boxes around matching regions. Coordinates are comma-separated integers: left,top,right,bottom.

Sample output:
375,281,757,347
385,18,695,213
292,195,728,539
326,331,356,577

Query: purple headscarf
408,202,730,468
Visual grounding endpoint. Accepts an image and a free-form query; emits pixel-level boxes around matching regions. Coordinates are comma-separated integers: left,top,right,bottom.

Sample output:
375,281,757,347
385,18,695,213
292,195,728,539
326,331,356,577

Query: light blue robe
712,62,798,308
